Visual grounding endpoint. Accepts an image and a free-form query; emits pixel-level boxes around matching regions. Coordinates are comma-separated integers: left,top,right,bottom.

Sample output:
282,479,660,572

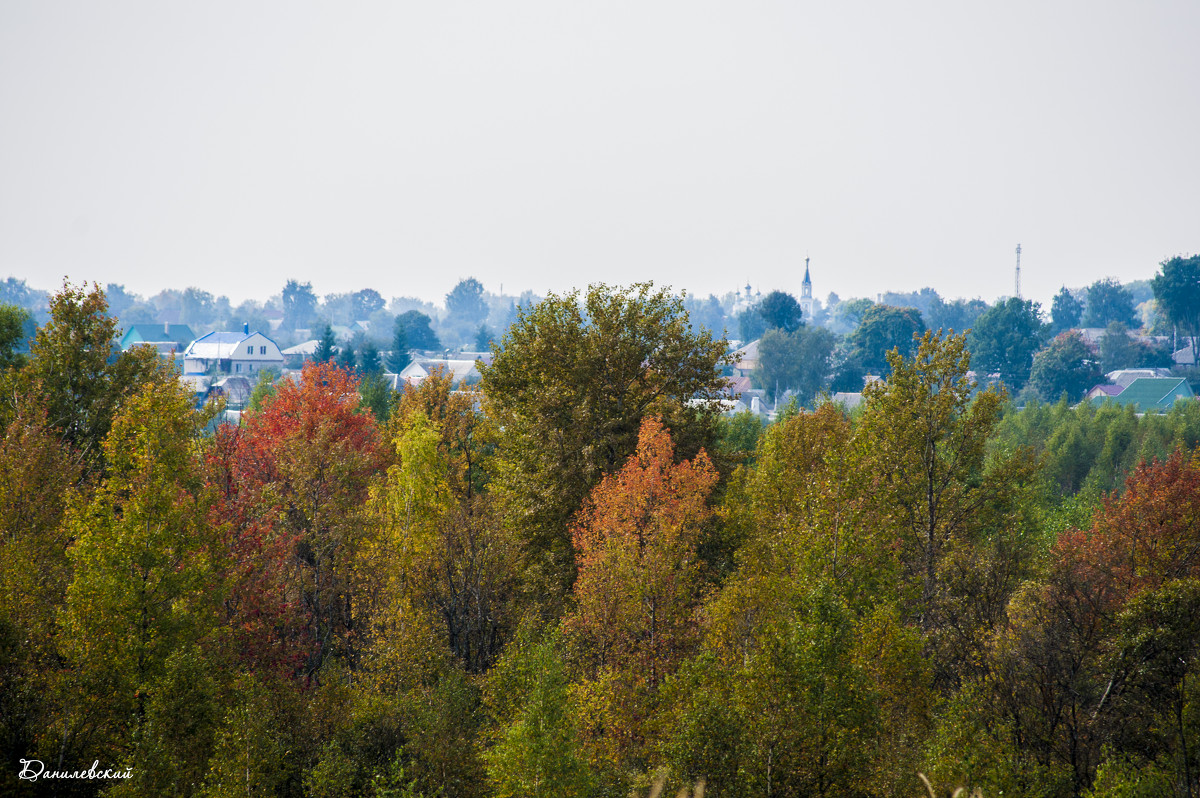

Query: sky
2,1,1198,310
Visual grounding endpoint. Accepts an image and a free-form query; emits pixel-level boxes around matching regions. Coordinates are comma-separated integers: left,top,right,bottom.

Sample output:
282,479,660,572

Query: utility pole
1014,244,1022,299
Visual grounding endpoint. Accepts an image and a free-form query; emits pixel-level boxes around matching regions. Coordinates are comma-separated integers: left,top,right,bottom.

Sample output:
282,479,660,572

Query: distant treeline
5,257,1198,405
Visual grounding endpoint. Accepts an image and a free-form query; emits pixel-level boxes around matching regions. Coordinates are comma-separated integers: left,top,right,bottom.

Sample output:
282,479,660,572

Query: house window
260,346,267,355
236,363,241,372
247,345,254,355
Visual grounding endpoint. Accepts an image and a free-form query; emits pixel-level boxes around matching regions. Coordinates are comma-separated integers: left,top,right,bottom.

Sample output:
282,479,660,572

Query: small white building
398,358,484,386
182,325,285,376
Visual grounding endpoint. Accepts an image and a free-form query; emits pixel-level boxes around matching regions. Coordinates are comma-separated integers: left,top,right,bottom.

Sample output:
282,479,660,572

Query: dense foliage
5,281,1200,797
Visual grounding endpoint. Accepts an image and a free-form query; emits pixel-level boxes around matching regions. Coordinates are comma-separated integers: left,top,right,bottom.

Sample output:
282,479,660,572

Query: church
799,256,815,320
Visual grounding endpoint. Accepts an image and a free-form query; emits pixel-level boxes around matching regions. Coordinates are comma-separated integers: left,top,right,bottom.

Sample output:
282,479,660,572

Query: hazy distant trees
1099,322,1172,373
352,289,386,319
848,305,925,374
388,319,411,373
283,280,319,331
446,278,489,326
926,296,988,334
336,343,356,371
396,310,440,351
1051,287,1084,333
1083,278,1138,328
233,300,271,338
682,294,727,337
737,306,767,342
180,287,215,328
758,290,804,333
754,326,837,404
881,287,943,323
827,297,875,334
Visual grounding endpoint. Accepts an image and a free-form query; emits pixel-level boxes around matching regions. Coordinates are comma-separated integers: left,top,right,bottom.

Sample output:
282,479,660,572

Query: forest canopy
2,280,1200,797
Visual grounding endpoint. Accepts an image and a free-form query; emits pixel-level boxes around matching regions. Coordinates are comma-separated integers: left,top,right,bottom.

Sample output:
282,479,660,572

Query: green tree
388,318,412,373
180,286,215,327
282,279,319,331
0,304,30,370
336,343,357,372
714,410,765,464
1084,278,1138,328
246,368,279,412
57,379,221,790
397,310,440,351
446,278,490,326
358,372,392,422
1151,254,1200,364
480,283,730,600
314,323,338,363
0,402,82,792
926,296,988,334
474,324,494,351
1051,286,1084,333
753,325,836,404
967,297,1045,391
859,332,1035,665
359,340,383,375
757,290,803,333
352,288,386,319
848,304,925,374
484,630,593,798
13,282,168,473
737,305,767,342
1030,331,1102,401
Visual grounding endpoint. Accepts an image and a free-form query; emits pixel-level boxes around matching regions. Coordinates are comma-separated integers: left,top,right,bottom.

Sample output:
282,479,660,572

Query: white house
182,325,285,376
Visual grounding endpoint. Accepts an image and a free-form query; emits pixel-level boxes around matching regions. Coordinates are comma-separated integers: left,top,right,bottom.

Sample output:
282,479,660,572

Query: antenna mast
1014,244,1022,299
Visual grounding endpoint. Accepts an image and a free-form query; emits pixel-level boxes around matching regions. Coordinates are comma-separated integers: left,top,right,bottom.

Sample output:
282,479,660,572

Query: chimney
243,322,249,335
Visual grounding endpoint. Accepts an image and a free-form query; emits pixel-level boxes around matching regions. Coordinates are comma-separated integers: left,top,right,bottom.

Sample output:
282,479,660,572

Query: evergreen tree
336,344,357,372
359,341,382,375
474,324,494,351
314,324,337,363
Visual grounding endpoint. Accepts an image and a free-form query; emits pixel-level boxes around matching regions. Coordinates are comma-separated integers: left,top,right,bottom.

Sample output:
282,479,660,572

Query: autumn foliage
8,285,1200,797
566,415,717,766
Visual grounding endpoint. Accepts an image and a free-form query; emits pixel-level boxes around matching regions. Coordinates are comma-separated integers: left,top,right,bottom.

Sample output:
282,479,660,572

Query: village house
181,325,284,376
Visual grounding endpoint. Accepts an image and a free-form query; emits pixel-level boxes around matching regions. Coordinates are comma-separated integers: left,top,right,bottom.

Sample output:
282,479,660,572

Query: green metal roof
1099,377,1193,412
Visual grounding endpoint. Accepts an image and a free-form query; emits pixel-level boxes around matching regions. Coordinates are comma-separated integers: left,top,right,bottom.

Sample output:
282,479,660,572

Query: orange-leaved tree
566,415,717,767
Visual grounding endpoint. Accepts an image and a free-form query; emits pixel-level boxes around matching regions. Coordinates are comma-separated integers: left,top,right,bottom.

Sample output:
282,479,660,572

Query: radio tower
1014,244,1022,299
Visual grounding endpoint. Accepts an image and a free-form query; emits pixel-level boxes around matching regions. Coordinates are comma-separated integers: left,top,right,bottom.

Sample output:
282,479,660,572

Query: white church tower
799,256,815,320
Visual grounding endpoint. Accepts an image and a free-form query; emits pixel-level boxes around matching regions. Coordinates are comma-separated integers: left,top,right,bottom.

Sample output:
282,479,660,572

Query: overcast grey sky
2,1,1197,309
